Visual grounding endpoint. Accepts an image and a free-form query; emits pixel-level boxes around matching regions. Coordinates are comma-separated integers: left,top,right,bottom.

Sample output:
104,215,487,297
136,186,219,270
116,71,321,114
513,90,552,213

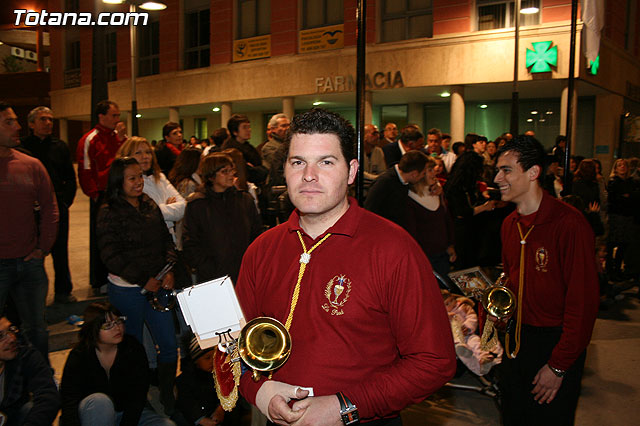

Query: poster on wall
299,24,344,53
233,35,271,62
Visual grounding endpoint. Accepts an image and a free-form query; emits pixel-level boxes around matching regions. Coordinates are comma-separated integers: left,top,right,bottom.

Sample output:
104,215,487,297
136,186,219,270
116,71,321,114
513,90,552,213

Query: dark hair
555,135,567,146
496,135,545,183
561,194,585,212
227,114,250,137
95,100,117,120
445,151,485,192
105,157,140,205
162,122,181,139
284,108,355,163
211,128,229,146
477,135,488,143
427,128,442,139
78,302,122,350
0,101,11,113
200,153,235,188
169,147,202,187
574,159,597,183
398,150,429,173
452,141,465,155
464,133,479,149
441,133,451,140
399,126,424,145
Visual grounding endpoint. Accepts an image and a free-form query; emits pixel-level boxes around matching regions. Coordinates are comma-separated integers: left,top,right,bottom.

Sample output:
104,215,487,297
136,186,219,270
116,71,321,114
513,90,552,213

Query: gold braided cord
506,223,535,359
284,231,332,330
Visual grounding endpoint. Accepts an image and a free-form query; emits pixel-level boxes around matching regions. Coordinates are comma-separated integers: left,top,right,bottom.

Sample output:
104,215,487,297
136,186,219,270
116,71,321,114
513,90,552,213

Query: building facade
46,0,640,172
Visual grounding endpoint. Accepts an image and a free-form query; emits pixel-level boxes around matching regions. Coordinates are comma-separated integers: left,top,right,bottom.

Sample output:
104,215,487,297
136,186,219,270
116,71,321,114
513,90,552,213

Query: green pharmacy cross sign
589,55,600,75
526,41,558,73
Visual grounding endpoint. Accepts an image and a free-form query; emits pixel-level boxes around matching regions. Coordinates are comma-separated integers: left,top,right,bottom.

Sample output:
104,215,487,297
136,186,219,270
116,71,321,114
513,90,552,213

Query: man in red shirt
76,100,125,292
236,108,455,426
493,136,599,426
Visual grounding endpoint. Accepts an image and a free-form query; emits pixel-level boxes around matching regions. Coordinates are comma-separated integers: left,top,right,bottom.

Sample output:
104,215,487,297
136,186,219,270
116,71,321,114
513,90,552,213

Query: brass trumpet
237,317,292,381
479,273,516,351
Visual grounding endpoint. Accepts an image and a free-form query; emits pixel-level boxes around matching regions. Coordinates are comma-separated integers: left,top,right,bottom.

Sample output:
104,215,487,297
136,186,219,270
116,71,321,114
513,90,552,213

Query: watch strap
336,391,359,425
548,365,566,377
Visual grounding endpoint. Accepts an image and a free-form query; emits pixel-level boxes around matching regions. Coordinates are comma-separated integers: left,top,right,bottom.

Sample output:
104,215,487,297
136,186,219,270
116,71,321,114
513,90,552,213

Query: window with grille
477,0,540,31
381,0,433,43
302,0,343,30
238,0,271,39
185,8,210,69
138,19,159,76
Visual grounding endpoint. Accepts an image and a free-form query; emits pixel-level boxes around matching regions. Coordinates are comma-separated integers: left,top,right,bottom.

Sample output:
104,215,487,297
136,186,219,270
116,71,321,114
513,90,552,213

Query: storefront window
238,0,271,39
381,0,433,43
302,0,343,30
477,0,540,31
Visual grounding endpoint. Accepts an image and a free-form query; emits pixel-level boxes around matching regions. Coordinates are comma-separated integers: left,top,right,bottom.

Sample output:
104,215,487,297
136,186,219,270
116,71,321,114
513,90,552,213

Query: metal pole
510,0,520,136
563,0,578,191
355,0,366,204
130,3,139,136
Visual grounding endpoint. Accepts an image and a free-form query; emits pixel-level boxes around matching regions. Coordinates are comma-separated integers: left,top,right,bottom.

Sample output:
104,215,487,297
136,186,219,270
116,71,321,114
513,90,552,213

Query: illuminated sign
300,24,344,53
526,41,558,73
588,55,600,75
233,35,271,62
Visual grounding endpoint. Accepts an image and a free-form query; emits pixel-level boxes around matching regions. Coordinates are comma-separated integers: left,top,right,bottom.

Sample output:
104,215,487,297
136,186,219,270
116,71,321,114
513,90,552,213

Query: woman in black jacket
60,302,174,426
96,157,178,416
606,158,636,280
182,153,262,284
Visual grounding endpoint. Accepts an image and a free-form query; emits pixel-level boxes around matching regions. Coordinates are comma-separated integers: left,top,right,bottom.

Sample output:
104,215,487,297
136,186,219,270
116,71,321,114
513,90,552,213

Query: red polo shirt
236,197,456,420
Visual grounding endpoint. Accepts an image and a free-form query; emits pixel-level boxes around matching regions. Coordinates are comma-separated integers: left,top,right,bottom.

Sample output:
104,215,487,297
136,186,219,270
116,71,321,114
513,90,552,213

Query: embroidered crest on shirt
322,275,351,316
535,247,549,272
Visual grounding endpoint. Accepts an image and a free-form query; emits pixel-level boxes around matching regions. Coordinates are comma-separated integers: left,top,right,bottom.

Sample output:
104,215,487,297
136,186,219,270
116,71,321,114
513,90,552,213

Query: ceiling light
136,113,142,118
312,101,322,106
440,91,451,98
479,104,488,109
102,0,125,4
139,2,167,10
546,109,553,115
539,118,546,122
531,110,538,115
212,107,220,112
520,7,540,14
527,118,533,122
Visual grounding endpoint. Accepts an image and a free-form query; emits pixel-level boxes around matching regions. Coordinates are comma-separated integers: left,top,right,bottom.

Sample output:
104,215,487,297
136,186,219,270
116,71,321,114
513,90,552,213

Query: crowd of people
0,97,639,425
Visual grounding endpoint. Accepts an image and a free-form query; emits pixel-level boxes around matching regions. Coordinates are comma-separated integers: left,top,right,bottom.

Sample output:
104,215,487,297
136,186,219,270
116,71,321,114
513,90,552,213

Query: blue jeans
108,283,177,363
78,393,175,426
0,257,49,360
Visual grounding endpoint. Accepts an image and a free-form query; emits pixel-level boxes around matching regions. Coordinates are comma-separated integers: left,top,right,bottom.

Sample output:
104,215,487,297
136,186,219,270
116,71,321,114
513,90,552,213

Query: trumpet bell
238,317,291,379
483,286,517,319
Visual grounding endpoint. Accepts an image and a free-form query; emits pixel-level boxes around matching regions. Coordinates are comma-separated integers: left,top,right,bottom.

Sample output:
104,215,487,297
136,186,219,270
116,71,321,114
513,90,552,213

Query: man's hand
531,364,563,404
429,183,443,196
447,245,457,263
255,381,310,425
24,248,45,261
161,272,174,290
115,121,127,141
144,277,162,292
290,395,342,426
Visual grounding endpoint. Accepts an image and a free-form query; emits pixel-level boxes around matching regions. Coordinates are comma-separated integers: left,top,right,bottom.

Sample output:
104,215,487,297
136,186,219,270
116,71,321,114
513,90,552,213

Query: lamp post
102,0,166,136
511,1,540,136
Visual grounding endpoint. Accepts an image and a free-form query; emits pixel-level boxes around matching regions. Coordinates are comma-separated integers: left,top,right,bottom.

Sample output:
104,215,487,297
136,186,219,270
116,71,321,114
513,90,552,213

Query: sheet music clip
216,328,235,354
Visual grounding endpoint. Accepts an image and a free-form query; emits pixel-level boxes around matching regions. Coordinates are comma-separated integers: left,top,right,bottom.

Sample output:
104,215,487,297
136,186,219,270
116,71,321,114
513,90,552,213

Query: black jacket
97,194,176,285
21,134,77,208
183,186,262,283
176,361,219,424
155,142,178,177
0,339,60,426
364,167,409,229
60,335,149,426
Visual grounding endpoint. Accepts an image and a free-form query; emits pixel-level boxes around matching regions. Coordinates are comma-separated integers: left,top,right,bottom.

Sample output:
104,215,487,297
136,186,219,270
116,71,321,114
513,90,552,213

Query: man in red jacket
493,135,599,426
76,100,125,292
236,108,455,426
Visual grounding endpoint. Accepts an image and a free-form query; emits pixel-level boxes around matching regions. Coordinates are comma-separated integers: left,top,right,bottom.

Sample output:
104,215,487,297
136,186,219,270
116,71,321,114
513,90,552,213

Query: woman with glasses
182,153,262,284
96,157,178,417
60,302,174,426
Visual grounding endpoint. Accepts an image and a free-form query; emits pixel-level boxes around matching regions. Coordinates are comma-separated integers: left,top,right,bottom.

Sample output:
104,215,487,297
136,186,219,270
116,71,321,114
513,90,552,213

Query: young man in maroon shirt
236,108,455,426
493,136,599,426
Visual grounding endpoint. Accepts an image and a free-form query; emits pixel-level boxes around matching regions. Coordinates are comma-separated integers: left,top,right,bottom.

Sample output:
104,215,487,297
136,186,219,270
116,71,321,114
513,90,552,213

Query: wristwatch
336,392,359,425
548,365,566,378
